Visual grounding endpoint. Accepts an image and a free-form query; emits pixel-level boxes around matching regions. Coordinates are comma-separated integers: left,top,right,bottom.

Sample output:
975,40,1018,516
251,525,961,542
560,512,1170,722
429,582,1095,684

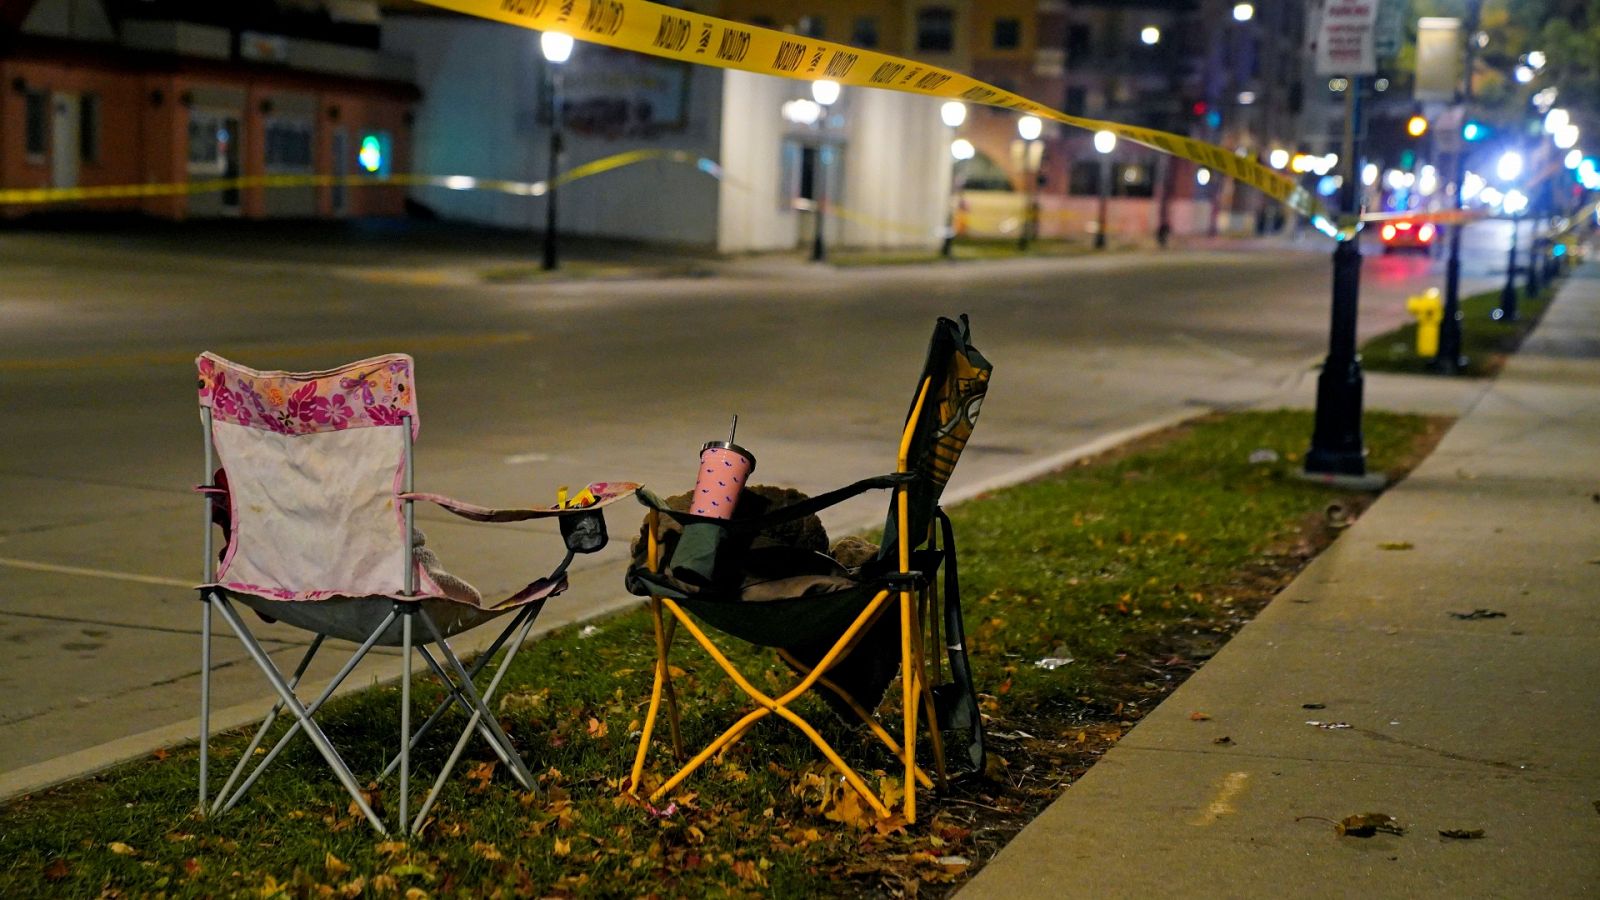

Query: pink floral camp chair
195,352,637,834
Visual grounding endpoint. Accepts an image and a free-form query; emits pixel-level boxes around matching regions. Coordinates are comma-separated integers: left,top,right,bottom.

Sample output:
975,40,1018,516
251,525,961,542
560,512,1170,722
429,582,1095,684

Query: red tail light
1418,223,1436,242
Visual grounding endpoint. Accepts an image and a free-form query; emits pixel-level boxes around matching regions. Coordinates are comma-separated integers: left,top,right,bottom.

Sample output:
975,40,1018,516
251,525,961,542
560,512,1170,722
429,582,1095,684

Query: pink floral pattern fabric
197,352,418,436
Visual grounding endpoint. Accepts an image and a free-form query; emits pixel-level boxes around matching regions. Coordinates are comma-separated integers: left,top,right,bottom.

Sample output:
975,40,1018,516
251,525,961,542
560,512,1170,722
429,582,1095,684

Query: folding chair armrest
400,481,640,523
635,473,916,533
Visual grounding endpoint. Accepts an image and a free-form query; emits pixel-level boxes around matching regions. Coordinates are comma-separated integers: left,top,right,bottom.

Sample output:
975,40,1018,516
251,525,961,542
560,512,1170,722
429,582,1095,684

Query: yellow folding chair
625,316,990,821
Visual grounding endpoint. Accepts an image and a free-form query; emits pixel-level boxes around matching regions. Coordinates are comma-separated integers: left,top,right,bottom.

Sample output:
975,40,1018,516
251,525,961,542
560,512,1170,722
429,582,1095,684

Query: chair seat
225,578,564,647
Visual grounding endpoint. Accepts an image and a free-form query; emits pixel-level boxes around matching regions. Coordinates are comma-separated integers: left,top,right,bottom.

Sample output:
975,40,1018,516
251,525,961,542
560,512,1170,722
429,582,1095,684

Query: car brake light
1382,224,1397,241
1394,221,1413,231
1419,223,1436,242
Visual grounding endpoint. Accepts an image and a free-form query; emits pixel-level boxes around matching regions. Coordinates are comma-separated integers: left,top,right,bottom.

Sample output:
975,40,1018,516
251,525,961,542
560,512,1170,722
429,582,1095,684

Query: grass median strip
0,410,1445,897
1360,282,1557,377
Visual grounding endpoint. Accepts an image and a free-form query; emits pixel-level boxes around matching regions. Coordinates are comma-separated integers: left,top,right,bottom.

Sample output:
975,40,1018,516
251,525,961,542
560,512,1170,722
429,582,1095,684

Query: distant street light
941,102,969,258
1093,130,1116,250
539,30,573,271
1016,116,1043,250
1196,168,1212,186
1544,108,1569,134
1140,26,1161,45
1233,3,1254,22
1406,114,1428,137
1268,148,1289,169
1496,151,1524,182
1566,148,1583,169
810,80,840,262
1554,124,1579,150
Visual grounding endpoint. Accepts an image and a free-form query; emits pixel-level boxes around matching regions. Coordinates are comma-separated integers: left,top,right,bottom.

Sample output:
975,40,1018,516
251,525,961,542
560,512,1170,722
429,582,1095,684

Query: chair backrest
198,352,427,601
880,315,991,555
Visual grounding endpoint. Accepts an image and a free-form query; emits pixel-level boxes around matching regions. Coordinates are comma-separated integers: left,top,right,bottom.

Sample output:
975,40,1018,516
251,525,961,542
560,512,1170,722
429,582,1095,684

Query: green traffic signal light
1462,121,1487,141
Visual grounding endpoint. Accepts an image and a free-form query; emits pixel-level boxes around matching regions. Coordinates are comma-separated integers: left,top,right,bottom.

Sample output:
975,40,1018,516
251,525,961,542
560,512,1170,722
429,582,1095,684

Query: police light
1462,121,1488,141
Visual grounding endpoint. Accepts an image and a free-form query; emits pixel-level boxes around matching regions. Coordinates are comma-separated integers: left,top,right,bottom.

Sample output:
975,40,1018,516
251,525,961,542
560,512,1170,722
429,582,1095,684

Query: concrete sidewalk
962,266,1600,896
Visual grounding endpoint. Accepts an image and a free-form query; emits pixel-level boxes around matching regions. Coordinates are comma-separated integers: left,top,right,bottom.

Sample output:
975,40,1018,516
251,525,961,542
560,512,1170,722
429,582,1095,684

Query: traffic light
1462,120,1489,141
1406,115,1428,137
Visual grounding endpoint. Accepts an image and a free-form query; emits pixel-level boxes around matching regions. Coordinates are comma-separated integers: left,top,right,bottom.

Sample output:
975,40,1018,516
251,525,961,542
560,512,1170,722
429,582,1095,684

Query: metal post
541,67,562,272
811,144,828,262
1306,75,1377,484
1498,214,1520,321
1437,0,1482,373
1525,226,1542,299
199,407,215,814
1094,154,1110,250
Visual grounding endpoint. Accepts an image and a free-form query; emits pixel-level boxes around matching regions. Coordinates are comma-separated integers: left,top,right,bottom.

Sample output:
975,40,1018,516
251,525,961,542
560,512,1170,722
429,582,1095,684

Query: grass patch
0,410,1446,898
1360,281,1560,377
830,237,1119,267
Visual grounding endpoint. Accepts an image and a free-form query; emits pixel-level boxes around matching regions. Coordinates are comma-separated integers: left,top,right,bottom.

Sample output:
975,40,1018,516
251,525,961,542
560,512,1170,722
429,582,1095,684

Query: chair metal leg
378,602,541,781
400,606,413,834
776,649,934,790
416,610,536,790
416,646,516,772
212,634,325,814
900,588,917,821
661,614,684,760
198,595,213,815
911,597,949,790
218,608,395,818
212,598,385,833
629,598,671,795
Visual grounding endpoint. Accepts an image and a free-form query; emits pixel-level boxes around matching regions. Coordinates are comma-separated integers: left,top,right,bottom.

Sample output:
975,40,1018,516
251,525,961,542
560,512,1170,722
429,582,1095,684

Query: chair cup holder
560,510,609,554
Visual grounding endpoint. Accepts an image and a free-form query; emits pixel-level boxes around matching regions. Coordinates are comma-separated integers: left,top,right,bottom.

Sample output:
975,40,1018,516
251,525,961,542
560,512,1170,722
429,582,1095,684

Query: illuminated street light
1554,124,1579,150
1093,130,1115,249
1504,190,1528,214
940,101,967,128
1141,26,1161,45
1361,162,1379,186
1566,149,1583,169
1093,130,1117,154
1527,50,1547,69
1496,151,1524,182
811,79,840,106
1017,115,1043,141
808,80,841,263
1544,108,1569,134
1461,171,1485,201
1419,165,1439,195
781,99,822,125
1406,115,1428,137
1233,3,1254,22
950,139,975,161
1268,148,1289,169
1196,168,1212,186
1514,65,1534,83
539,30,573,271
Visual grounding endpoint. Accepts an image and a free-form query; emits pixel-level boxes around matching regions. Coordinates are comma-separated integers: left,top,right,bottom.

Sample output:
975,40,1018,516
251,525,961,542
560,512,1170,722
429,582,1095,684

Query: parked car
1379,219,1436,254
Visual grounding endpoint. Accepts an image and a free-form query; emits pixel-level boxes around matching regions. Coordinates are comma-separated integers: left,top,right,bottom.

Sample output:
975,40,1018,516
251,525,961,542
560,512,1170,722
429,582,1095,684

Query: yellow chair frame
628,379,951,821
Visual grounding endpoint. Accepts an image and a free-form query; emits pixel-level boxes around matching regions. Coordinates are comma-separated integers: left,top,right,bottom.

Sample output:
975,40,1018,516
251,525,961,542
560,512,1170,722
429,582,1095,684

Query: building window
1063,86,1087,116
993,18,1021,50
25,90,48,161
915,7,954,53
79,94,100,164
1115,163,1154,198
1068,161,1101,196
798,15,824,38
187,112,229,175
852,16,879,47
1065,24,1091,67
264,119,314,171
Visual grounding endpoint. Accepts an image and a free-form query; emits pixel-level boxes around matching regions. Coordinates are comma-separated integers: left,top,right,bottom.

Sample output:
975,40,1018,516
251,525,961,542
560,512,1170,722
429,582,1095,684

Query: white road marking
0,556,192,588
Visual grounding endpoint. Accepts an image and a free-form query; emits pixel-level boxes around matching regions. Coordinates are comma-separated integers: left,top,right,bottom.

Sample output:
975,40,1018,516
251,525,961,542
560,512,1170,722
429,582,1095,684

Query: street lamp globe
1232,3,1255,22
1196,167,1212,186
950,138,975,161
1554,124,1579,150
1496,150,1524,182
1140,26,1160,45
1566,148,1583,169
1093,130,1116,154
940,101,967,128
540,30,574,63
811,79,840,106
1017,115,1043,141
1544,108,1569,134
1268,148,1289,169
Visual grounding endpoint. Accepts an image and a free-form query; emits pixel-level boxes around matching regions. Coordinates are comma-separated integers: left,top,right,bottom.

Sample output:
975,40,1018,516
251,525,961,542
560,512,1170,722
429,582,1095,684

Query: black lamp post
1494,148,1525,321
1437,0,1482,373
810,79,841,263
941,101,968,258
1093,129,1115,250
539,30,572,272
1017,115,1042,250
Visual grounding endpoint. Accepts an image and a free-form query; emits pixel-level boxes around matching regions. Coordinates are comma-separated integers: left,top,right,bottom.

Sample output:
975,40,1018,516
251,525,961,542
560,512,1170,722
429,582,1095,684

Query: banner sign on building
1373,0,1409,59
1414,17,1462,101
1313,1,1381,76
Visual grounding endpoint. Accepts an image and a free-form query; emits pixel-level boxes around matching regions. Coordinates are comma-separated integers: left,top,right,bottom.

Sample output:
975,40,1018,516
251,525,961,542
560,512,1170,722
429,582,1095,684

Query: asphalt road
0,219,1507,784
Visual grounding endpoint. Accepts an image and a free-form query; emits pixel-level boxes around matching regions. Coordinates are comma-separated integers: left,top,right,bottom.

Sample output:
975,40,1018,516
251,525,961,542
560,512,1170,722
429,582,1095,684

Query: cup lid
701,440,755,468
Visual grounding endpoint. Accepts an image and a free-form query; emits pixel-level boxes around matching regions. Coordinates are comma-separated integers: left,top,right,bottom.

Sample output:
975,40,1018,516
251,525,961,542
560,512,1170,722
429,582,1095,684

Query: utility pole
1436,0,1482,372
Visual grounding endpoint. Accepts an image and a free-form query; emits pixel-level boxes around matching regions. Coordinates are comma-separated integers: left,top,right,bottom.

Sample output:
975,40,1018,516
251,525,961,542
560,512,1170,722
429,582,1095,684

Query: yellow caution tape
0,148,721,205
412,0,1328,227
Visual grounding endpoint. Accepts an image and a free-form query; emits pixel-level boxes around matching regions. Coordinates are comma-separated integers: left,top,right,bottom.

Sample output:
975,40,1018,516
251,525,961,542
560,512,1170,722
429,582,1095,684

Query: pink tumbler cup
691,440,755,518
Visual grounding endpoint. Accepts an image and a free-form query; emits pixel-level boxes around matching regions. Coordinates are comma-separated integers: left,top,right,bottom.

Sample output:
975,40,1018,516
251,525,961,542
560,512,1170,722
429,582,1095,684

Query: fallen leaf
1302,703,1326,710
1379,541,1414,551
375,841,408,856
107,842,137,856
1213,736,1234,745
553,837,571,857
587,717,608,738
1306,721,1352,730
471,841,503,861
465,761,496,794
1449,609,1506,620
42,859,69,881
1439,828,1485,840
325,852,349,878
1337,812,1405,837
151,748,170,761
1189,711,1211,721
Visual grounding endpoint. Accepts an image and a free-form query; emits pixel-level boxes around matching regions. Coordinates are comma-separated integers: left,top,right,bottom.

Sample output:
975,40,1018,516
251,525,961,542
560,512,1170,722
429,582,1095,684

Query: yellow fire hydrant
1406,288,1443,359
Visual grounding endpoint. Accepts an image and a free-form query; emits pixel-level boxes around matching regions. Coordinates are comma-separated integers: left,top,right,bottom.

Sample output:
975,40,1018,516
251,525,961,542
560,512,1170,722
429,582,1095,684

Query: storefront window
25,90,48,161
188,112,228,175
264,119,314,171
